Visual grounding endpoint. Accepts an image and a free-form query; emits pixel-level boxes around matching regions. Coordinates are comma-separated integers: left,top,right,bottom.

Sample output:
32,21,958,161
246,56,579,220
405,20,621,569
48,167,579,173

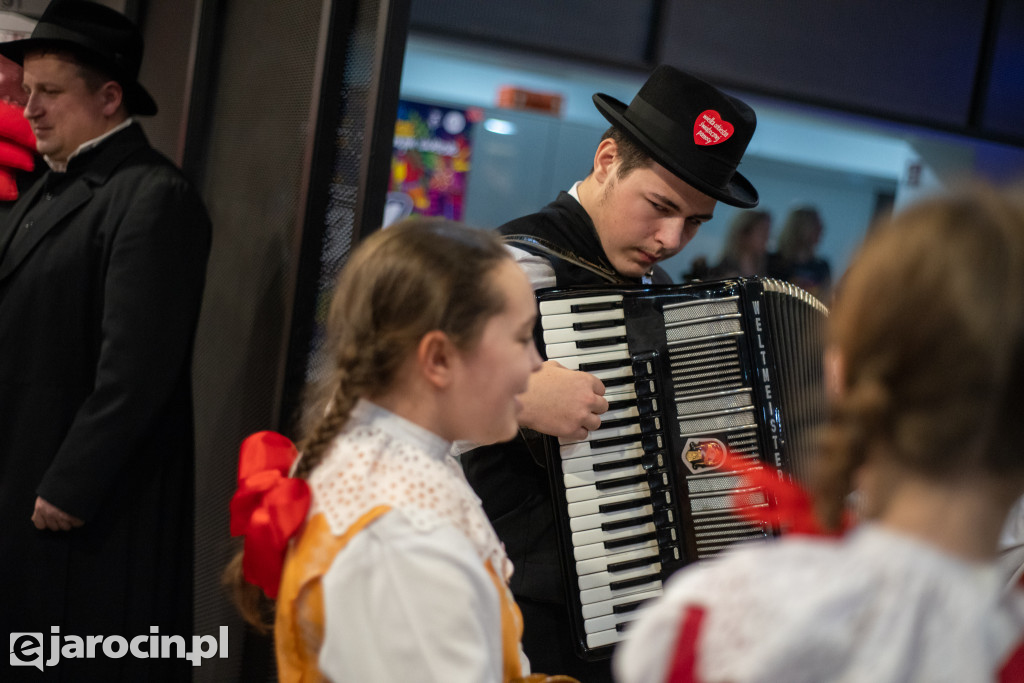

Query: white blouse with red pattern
615,524,1024,683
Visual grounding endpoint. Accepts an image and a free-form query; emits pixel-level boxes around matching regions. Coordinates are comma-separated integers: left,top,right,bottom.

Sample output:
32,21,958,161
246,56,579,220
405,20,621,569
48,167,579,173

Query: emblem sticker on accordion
535,277,828,660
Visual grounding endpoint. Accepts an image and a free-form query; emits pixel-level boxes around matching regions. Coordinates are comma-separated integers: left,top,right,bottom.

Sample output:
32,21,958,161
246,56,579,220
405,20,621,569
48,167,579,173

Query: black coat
0,123,210,681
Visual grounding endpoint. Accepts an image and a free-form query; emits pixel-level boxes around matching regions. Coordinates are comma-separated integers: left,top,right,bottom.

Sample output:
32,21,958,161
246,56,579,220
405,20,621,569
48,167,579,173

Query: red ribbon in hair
230,431,311,598
720,453,844,537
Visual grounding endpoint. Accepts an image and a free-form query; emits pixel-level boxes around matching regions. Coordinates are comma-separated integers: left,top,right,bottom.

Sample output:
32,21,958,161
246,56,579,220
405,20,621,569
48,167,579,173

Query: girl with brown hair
228,218,549,681
615,185,1024,683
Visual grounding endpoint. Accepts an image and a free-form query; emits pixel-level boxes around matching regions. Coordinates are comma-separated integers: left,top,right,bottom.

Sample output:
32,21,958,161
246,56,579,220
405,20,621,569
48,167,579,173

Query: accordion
536,277,828,660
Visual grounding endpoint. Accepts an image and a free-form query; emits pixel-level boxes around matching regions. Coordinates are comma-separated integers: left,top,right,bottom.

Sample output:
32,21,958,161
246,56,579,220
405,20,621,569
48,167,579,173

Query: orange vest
274,508,525,682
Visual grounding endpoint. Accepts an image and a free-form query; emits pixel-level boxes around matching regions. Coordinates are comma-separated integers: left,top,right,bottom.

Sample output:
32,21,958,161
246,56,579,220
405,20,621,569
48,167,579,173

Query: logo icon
10,632,44,671
693,110,734,146
681,437,727,474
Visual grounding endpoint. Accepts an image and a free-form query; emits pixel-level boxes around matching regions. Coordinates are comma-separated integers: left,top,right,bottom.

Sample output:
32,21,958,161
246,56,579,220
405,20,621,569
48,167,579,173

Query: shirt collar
348,398,454,461
45,117,134,173
568,180,583,202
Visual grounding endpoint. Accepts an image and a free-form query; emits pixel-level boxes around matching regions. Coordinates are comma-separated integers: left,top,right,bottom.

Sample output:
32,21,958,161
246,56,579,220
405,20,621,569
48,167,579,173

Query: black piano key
609,572,662,592
591,433,644,449
571,301,623,314
592,456,643,472
601,375,634,388
577,335,628,349
597,415,640,431
612,597,652,615
599,495,652,514
604,530,657,550
595,473,649,491
573,319,622,331
602,514,654,532
607,553,660,573
578,358,631,372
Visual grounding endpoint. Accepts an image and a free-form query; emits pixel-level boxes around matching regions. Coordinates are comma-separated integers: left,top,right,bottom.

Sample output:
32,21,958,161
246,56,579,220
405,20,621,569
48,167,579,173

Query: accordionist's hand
512,675,581,683
518,360,608,441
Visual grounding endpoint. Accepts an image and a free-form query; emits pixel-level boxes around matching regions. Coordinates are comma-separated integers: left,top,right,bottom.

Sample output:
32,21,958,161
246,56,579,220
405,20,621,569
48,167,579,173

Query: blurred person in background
709,209,771,278
768,205,832,301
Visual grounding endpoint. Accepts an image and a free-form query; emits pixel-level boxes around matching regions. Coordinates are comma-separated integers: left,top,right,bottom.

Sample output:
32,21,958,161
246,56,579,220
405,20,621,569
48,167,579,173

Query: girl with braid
227,219,557,682
615,185,1024,683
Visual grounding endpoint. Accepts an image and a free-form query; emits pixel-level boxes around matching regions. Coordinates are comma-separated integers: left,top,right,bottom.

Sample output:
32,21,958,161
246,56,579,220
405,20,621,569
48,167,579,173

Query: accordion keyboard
537,279,827,658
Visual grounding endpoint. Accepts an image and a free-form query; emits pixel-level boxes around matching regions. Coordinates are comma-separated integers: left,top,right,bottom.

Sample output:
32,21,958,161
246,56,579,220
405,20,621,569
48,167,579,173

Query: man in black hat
462,65,759,681
0,1,209,679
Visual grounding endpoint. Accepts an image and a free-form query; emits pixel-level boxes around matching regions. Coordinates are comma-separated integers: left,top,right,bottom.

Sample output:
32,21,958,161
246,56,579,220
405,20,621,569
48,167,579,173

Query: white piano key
599,379,638,397
569,504,654,533
552,349,629,370
585,589,663,618
591,365,634,384
542,309,624,331
578,562,663,591
561,446,646,474
576,546,661,577
587,628,627,649
560,436,651,461
581,573,659,606
573,537,658,561
543,324,627,345
568,491,650,518
602,404,642,421
565,479,649,504
572,520,657,550
539,294,623,316
547,339,629,360
585,603,654,634
563,461,646,489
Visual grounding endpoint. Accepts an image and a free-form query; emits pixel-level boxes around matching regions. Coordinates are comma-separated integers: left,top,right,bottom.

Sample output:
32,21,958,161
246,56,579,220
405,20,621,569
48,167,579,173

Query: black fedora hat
0,0,156,116
594,65,757,208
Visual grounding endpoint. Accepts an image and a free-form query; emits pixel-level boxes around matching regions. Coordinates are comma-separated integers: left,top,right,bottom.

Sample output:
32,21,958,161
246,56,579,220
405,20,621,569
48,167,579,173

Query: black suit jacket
0,123,210,679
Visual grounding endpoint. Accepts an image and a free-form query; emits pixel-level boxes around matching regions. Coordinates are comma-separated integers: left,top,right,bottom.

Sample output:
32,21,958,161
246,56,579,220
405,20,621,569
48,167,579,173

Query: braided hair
293,217,510,477
814,184,1024,529
228,218,511,627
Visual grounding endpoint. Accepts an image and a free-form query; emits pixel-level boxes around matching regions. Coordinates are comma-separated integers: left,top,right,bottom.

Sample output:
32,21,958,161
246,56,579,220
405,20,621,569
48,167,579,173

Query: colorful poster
387,100,477,225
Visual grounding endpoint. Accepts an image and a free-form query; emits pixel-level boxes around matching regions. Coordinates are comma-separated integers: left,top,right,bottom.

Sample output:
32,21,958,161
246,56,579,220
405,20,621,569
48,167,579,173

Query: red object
720,453,847,537
0,99,35,149
0,138,36,171
0,167,17,200
693,110,734,146
666,606,707,683
229,431,311,599
496,86,564,116
1000,640,1024,683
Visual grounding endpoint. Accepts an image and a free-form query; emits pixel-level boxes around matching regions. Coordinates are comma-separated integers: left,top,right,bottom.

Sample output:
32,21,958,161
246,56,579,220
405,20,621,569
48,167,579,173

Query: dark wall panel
188,0,325,678
410,0,659,66
982,0,1024,139
659,0,988,128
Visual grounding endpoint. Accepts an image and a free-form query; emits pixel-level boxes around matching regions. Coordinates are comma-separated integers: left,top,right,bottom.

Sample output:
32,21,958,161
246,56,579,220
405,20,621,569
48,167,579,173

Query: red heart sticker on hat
693,110,734,146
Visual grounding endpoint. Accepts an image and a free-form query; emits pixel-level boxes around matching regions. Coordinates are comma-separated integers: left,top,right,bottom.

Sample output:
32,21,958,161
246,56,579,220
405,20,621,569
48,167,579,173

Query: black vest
462,192,670,603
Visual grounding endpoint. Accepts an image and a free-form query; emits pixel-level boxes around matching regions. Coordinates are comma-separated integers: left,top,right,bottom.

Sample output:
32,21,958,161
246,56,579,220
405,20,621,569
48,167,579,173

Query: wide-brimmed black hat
0,0,156,116
594,65,757,208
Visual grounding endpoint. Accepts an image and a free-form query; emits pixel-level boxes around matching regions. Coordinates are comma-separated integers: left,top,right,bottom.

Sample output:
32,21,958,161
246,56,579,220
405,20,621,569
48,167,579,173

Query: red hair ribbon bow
230,431,311,598
720,453,839,537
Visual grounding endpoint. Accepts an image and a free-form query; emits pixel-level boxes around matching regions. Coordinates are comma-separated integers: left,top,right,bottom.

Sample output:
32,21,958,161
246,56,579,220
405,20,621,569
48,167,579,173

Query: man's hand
32,496,84,531
518,360,608,441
